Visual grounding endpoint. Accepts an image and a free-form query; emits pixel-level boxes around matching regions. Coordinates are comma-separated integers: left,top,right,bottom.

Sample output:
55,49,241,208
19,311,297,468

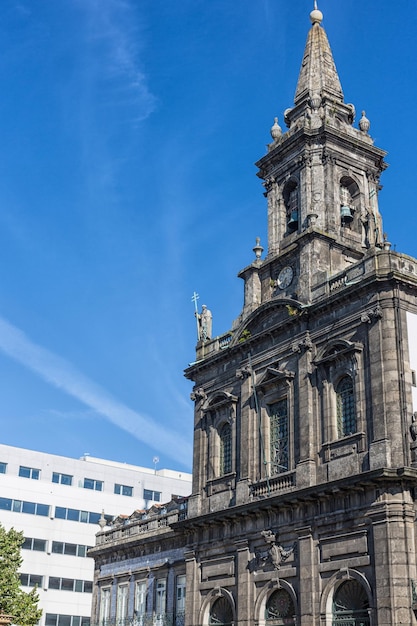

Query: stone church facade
89,6,417,626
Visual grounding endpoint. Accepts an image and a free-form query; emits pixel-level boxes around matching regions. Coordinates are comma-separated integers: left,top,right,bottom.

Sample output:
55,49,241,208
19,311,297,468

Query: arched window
209,597,233,626
219,423,232,475
332,580,370,625
265,589,295,625
283,180,299,232
336,376,356,437
339,176,360,227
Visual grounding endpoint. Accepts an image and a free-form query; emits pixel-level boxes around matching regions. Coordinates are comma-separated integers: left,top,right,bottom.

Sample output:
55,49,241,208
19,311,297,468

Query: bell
340,205,353,223
287,210,299,231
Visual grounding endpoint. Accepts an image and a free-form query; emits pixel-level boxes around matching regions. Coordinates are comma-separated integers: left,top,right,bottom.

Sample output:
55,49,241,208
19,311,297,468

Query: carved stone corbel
236,365,252,380
360,305,382,324
190,387,207,402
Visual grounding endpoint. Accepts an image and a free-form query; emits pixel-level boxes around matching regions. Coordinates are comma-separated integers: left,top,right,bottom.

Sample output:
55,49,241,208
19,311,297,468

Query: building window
209,597,233,626
219,423,232,475
52,541,91,557
114,484,133,496
116,584,129,626
143,489,161,502
269,399,289,474
332,580,369,625
265,589,295,624
20,573,43,588
155,579,166,617
336,376,356,437
135,581,147,622
283,180,299,232
45,615,90,626
83,477,103,491
52,472,73,486
49,577,92,593
19,466,40,480
100,588,111,626
22,537,47,552
412,370,416,387
0,462,7,474
176,575,186,624
54,506,111,525
0,497,49,517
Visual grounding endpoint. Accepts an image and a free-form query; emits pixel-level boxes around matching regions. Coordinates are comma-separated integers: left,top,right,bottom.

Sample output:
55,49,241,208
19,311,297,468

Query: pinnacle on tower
294,3,343,108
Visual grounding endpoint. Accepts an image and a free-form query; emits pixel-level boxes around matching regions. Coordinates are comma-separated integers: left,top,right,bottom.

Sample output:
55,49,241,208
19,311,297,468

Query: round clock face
277,266,293,289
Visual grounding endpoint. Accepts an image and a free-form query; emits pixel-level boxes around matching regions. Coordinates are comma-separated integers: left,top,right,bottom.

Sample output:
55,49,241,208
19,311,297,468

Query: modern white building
0,444,192,626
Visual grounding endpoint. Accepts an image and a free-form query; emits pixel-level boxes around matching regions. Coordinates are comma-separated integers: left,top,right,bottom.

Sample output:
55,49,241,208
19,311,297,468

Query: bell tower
239,4,387,312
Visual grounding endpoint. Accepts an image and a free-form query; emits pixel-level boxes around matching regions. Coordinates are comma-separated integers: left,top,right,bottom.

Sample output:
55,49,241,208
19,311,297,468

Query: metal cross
191,292,201,341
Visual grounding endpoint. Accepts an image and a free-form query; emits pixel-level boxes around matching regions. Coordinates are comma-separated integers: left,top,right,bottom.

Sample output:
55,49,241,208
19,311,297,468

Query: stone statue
197,305,212,341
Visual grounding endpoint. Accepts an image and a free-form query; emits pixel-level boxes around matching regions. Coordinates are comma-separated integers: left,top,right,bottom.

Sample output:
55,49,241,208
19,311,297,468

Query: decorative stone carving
236,365,252,380
190,387,207,402
291,333,313,353
360,306,382,324
255,530,296,571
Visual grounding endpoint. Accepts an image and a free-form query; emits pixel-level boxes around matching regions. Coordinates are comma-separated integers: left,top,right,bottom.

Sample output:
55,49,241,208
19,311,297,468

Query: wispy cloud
0,316,192,465
78,0,157,124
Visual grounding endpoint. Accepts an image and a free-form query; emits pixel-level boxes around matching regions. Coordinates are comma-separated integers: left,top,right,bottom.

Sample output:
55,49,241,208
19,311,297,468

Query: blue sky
0,0,415,473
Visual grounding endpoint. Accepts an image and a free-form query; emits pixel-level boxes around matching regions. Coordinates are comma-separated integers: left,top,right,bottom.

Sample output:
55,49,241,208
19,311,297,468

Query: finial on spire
310,1,323,24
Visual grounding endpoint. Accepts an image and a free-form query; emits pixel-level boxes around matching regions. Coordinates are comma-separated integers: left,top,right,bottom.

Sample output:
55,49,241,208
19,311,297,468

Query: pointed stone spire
294,3,343,108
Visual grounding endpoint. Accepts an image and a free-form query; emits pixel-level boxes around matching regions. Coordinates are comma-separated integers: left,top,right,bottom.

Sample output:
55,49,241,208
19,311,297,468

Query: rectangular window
12,500,22,512
19,466,40,480
52,472,73,486
269,399,289,475
83,478,103,491
0,462,7,474
20,573,43,587
143,489,161,502
0,497,12,510
61,578,74,592
53,506,109,525
176,575,186,616
22,501,36,515
36,503,50,516
33,538,47,551
114,484,133,496
22,537,47,552
155,579,166,616
412,370,417,387
0,498,49,517
116,584,129,625
67,508,80,522
48,577,92,593
135,581,147,618
77,545,87,557
46,616,90,626
64,543,77,556
100,588,111,626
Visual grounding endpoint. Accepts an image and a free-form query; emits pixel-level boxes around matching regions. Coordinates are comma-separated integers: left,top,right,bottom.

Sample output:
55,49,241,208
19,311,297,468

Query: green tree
0,524,42,626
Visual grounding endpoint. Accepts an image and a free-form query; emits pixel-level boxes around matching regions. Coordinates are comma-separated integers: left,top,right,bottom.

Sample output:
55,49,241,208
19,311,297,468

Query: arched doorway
209,596,234,626
265,589,295,625
332,580,370,625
